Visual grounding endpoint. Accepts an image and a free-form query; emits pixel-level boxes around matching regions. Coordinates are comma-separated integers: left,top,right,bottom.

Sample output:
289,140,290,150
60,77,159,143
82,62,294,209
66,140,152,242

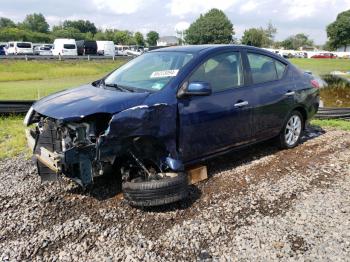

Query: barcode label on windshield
150,70,179,78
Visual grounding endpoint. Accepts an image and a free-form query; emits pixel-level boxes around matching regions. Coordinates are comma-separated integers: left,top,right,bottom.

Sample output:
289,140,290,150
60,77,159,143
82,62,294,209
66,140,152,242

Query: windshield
104,51,194,92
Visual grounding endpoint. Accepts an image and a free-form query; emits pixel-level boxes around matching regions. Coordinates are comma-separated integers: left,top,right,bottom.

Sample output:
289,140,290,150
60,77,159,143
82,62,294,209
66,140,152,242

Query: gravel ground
0,127,350,261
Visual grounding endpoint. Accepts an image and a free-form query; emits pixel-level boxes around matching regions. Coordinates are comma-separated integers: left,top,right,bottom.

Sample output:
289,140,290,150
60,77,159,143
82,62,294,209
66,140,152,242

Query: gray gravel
0,127,350,261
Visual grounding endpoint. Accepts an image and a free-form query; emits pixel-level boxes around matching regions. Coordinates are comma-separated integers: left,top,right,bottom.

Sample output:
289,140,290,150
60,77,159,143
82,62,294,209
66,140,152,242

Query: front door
178,51,253,162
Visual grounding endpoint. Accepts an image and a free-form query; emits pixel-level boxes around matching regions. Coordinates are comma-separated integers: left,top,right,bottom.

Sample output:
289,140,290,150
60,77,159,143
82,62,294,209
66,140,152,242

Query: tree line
184,8,347,51
0,14,160,46
1,9,349,50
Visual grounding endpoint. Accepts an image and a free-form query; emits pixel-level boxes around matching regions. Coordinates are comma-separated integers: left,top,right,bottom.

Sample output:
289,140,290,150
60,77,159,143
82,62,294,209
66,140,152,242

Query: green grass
311,119,350,131
290,58,350,76
0,116,28,159
0,60,128,100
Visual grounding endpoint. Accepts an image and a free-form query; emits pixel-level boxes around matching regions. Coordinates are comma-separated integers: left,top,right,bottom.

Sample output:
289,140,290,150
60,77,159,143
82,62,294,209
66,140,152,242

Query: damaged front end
24,103,183,188
25,110,110,186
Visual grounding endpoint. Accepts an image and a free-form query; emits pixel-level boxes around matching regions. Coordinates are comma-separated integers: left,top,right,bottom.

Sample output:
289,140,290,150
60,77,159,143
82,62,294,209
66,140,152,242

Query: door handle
285,91,295,96
234,101,249,107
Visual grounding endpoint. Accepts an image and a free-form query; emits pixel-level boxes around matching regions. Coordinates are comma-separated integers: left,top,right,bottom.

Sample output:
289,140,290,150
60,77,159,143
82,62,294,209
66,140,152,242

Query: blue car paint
30,45,319,185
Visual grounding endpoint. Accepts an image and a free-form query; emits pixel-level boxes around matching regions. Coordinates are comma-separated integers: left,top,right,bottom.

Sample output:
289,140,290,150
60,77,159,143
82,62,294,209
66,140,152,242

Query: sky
1,0,350,44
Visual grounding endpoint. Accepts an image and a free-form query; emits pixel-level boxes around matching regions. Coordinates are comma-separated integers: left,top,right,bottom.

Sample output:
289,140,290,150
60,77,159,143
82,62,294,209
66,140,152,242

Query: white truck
97,41,115,56
52,39,77,56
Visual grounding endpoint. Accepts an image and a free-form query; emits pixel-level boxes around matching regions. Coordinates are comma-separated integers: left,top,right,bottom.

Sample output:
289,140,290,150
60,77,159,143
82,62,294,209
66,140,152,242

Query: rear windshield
64,44,76,49
17,43,31,48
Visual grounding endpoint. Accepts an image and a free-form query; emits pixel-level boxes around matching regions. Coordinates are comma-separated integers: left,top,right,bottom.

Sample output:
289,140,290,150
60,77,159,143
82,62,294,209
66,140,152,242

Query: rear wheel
278,111,303,149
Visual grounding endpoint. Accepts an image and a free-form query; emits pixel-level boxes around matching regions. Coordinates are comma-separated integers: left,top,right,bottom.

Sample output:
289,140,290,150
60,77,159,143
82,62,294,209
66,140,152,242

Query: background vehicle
5,42,33,55
52,39,77,56
311,53,337,59
126,45,144,56
97,41,115,56
0,45,5,55
24,45,319,207
33,45,53,56
76,40,98,56
116,45,130,56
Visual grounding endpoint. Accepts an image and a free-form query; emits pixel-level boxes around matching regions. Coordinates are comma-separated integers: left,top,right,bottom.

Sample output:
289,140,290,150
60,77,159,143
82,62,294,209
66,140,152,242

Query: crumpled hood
33,84,150,121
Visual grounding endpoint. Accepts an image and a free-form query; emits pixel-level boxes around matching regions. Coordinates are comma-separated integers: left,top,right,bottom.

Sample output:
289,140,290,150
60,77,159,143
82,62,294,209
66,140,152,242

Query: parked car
311,53,337,59
24,45,320,207
96,41,115,56
5,42,33,55
0,45,5,55
116,45,130,56
33,45,53,56
52,39,77,56
294,52,308,58
76,40,98,56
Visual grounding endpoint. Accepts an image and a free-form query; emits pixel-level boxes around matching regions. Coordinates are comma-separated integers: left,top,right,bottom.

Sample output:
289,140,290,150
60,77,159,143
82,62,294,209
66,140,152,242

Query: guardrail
0,100,34,114
316,107,350,120
1,100,350,121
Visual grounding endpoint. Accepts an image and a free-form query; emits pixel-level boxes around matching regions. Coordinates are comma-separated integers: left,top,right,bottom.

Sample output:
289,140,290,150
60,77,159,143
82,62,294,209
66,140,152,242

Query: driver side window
189,52,243,92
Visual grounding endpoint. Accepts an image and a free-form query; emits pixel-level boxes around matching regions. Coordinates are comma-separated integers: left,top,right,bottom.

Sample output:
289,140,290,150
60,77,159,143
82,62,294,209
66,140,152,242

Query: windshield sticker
150,70,179,78
151,82,165,90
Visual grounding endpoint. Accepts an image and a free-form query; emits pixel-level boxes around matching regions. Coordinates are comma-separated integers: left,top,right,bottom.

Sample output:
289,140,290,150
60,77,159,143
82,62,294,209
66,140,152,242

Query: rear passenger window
275,60,286,79
247,53,286,84
189,52,243,92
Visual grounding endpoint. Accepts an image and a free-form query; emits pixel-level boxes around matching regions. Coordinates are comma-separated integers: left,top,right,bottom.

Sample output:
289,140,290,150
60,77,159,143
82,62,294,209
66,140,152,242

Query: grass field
0,59,128,100
290,58,350,76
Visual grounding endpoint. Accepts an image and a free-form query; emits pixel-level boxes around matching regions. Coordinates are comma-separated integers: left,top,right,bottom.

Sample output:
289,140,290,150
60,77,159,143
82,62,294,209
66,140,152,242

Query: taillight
311,79,319,89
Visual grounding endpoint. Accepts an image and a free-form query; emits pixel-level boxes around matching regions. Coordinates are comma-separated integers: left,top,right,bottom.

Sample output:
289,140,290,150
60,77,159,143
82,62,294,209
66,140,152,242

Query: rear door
245,51,295,140
178,50,253,161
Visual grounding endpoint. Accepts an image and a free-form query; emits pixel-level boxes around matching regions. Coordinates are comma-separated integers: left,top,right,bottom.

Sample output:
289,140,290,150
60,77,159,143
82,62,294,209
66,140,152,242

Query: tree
0,27,51,42
241,28,267,47
52,26,85,40
146,31,159,46
62,20,97,35
327,9,350,50
0,17,16,28
185,9,234,44
281,33,314,50
20,13,49,33
134,32,145,46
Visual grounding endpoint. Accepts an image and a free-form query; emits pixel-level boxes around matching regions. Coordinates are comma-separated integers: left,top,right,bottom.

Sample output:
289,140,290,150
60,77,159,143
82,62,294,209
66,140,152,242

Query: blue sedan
24,45,320,206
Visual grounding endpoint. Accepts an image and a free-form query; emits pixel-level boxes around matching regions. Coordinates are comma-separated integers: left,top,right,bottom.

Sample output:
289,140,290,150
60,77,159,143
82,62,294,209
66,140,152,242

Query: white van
52,39,77,56
96,41,115,56
6,42,33,55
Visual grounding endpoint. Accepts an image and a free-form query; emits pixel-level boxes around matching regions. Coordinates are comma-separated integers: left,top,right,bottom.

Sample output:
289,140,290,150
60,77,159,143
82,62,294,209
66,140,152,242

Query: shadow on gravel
68,174,122,201
205,125,325,178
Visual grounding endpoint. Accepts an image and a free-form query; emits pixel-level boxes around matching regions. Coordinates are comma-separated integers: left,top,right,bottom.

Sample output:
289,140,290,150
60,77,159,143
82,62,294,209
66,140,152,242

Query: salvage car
24,45,320,206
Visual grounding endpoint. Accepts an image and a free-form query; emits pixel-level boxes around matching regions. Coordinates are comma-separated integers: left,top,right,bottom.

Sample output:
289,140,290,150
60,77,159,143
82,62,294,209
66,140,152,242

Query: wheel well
293,106,307,127
114,136,168,168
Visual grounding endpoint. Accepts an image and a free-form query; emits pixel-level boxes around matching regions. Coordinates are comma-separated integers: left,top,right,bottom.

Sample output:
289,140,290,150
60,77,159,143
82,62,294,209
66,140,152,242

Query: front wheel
278,111,303,149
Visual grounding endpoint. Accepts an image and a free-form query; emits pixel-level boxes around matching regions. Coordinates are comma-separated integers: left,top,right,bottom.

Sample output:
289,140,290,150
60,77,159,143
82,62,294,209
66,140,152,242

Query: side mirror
178,81,212,98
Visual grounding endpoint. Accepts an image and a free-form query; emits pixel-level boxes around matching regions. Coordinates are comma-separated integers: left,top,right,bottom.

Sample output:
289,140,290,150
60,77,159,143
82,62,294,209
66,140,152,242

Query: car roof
150,44,290,63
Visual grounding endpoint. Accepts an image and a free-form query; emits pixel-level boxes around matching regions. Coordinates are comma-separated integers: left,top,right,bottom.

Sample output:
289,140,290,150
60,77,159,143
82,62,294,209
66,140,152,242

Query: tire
278,110,304,149
122,172,189,207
